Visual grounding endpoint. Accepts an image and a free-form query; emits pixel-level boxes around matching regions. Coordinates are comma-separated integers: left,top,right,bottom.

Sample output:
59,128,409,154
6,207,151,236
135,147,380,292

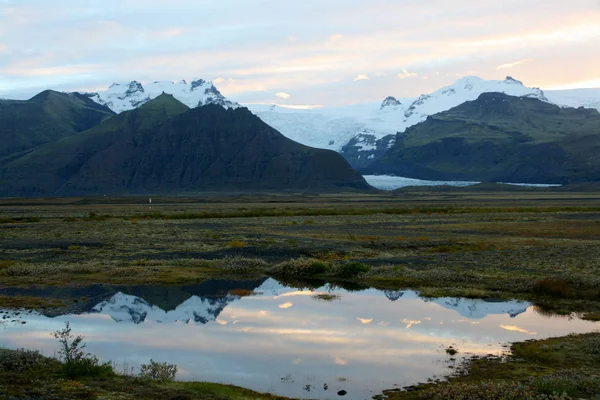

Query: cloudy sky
1,0,599,106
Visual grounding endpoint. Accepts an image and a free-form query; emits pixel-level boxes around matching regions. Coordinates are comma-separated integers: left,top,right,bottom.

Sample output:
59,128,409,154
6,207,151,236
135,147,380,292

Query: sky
1,0,600,106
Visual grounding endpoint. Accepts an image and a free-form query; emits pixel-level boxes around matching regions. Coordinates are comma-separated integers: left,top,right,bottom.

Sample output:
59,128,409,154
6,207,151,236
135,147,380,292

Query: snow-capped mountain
91,292,238,324
80,79,239,113
76,76,599,170
248,76,552,168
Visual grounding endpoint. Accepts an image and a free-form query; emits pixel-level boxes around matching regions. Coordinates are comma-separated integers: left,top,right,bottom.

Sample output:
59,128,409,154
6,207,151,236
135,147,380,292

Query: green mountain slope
0,94,369,196
366,93,600,183
0,91,114,162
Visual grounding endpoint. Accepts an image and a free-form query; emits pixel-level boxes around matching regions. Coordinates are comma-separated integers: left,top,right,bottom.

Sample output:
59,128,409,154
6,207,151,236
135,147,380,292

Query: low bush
533,370,600,397
62,356,114,379
139,359,178,382
229,240,246,248
0,348,57,372
271,259,329,276
335,262,370,278
533,278,572,298
216,256,269,273
419,380,573,400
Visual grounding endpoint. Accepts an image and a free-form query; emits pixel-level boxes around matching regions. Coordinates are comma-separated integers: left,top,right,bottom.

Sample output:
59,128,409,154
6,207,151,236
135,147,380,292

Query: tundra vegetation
0,190,599,398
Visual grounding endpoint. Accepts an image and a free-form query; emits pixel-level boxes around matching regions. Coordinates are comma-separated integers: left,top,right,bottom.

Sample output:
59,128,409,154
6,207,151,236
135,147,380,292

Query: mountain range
0,92,369,197
1,75,599,196
0,279,529,324
79,76,600,172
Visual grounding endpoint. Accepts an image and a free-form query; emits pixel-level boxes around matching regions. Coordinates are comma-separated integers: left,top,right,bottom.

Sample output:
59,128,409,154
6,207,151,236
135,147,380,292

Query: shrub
533,278,572,298
229,240,246,248
0,348,56,372
271,259,329,276
216,256,269,272
139,359,178,382
336,262,370,278
52,321,114,378
62,356,114,379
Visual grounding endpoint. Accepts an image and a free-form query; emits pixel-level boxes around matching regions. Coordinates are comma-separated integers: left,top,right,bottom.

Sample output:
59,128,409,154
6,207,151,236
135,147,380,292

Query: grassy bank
1,192,600,398
381,332,600,400
0,349,284,400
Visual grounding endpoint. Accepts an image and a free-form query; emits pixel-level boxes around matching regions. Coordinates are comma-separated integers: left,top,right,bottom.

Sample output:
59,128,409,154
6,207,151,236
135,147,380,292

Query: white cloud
0,0,599,105
496,58,533,70
275,92,290,99
397,68,417,79
353,74,370,81
334,357,348,365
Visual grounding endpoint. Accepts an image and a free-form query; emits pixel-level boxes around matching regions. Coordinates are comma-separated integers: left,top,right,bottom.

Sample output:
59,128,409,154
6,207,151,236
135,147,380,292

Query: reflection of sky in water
1,279,598,399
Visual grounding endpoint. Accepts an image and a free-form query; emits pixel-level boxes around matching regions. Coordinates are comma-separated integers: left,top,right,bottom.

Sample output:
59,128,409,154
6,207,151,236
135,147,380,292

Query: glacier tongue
248,76,551,160
81,79,240,114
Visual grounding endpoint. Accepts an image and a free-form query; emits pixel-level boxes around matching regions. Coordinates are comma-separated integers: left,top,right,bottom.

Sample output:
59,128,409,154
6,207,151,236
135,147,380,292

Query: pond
1,278,598,399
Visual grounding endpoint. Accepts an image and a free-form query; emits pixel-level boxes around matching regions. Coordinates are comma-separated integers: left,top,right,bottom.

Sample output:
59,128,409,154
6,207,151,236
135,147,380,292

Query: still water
1,279,598,399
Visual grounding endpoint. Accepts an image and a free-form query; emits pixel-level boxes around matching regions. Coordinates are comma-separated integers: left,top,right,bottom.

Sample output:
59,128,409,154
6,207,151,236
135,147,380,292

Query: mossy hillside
368,93,600,184
0,90,114,161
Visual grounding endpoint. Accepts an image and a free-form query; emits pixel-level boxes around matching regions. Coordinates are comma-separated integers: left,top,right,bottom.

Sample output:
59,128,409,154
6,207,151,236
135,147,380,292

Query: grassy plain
1,189,600,399
1,190,600,315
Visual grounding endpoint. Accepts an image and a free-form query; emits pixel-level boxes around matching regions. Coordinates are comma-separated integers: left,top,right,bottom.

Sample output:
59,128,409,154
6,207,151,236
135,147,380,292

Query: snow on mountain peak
80,79,240,114
91,292,239,324
399,75,549,128
504,76,524,85
380,96,402,110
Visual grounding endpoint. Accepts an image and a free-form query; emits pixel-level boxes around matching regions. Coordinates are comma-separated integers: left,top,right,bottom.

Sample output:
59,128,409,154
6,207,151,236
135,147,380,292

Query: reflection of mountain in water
380,290,529,319
0,279,267,321
384,290,405,301
426,297,529,319
92,293,236,324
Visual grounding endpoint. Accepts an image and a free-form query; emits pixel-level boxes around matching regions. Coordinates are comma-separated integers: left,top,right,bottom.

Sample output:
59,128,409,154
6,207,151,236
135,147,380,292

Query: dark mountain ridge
0,90,114,163
0,94,370,197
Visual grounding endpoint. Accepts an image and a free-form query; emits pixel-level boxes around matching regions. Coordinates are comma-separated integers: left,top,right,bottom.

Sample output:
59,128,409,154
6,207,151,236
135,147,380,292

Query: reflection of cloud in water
334,357,348,365
402,319,421,329
1,279,599,400
279,302,293,309
500,325,537,335
457,319,481,325
275,291,320,299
